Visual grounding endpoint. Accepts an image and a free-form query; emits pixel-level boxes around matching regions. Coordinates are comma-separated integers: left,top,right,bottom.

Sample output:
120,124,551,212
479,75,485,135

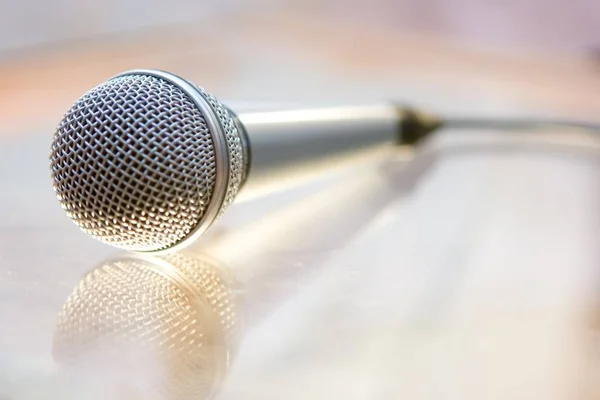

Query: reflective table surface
1,13,600,399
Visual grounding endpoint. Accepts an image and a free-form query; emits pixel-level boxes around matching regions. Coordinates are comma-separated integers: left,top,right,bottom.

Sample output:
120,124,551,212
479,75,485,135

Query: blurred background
2,0,599,53
2,1,600,399
1,0,600,139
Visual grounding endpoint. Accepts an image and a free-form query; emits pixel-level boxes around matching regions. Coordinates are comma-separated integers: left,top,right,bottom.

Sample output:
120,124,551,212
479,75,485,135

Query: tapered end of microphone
49,70,247,252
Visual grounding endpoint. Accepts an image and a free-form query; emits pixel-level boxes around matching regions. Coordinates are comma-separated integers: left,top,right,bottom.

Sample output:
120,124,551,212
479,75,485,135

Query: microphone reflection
53,253,240,400
52,152,435,399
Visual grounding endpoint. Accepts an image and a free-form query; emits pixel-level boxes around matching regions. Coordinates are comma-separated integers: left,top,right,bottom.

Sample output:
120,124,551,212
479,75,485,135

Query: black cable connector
396,106,443,145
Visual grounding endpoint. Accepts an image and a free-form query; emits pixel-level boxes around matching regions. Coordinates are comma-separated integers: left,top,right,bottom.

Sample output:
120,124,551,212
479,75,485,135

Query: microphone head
53,253,240,399
50,70,247,252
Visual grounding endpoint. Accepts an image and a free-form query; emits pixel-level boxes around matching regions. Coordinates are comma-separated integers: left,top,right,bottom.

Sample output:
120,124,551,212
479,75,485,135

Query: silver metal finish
50,70,245,252
238,105,401,191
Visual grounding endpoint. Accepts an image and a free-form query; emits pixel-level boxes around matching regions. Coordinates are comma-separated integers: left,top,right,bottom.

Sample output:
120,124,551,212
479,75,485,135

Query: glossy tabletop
1,13,600,399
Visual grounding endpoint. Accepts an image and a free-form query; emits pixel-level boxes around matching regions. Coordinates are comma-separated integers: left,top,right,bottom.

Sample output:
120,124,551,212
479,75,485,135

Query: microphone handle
234,102,600,196
235,104,416,195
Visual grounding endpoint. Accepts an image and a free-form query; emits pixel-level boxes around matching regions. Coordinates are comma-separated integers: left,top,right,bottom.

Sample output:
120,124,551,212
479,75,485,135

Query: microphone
50,69,436,253
50,69,600,253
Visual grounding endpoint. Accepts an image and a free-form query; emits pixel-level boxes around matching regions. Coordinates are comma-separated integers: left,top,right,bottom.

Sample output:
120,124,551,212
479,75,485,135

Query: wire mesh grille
50,74,217,251
197,88,244,216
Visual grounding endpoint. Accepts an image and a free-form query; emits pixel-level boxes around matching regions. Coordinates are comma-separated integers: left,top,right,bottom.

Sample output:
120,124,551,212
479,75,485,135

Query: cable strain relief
395,105,443,145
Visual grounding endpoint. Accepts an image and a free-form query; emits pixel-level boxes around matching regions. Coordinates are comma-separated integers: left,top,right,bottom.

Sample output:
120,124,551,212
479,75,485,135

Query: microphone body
50,69,418,253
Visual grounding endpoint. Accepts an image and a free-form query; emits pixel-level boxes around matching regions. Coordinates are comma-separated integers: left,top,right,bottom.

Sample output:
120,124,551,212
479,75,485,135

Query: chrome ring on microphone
115,70,233,253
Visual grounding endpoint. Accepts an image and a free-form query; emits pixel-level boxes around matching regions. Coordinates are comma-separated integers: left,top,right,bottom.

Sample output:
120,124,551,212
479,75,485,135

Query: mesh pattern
53,258,229,399
50,75,217,252
163,253,240,340
197,88,244,216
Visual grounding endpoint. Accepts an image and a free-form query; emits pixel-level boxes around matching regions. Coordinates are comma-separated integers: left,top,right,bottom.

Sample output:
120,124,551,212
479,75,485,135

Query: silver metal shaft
237,104,403,194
